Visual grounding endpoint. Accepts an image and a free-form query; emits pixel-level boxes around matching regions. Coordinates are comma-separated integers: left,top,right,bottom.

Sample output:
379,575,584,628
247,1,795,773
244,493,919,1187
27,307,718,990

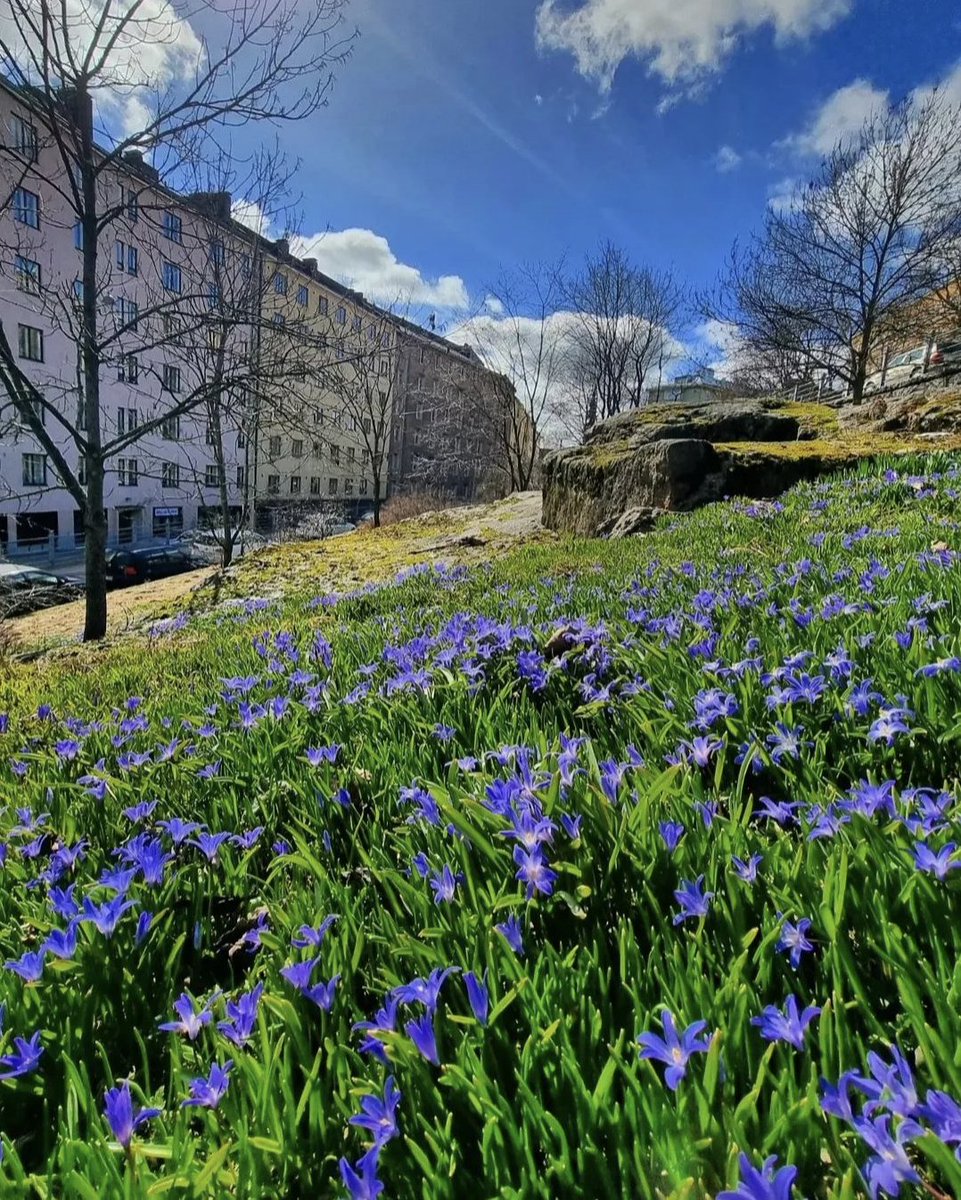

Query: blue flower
0,1031,43,1079
4,950,46,982
496,915,525,956
673,876,713,924
43,921,79,960
659,821,685,852
182,1061,232,1110
393,966,457,1012
717,1153,798,1200
732,854,762,884
103,1081,161,1149
339,1147,384,1199
912,841,960,880
637,1009,711,1090
777,918,814,968
513,846,557,900
291,915,338,949
159,993,215,1040
188,832,232,862
751,995,821,1050
405,1013,439,1065
349,1075,402,1147
464,970,489,1025
429,864,462,904
854,1114,922,1199
81,895,137,938
218,982,264,1048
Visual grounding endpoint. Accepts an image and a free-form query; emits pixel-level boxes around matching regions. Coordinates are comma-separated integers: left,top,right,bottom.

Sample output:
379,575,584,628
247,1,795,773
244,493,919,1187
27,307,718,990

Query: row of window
21,453,239,491
266,475,368,497
14,324,182,399
266,435,369,464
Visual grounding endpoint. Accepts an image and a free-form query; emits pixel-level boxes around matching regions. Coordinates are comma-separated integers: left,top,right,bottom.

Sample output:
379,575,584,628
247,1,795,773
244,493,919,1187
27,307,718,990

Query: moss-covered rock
542,393,961,536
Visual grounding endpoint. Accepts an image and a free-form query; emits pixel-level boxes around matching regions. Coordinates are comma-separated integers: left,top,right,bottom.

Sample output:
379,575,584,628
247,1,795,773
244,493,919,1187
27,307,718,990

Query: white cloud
535,0,852,95
714,144,742,173
231,199,271,236
767,175,801,211
783,78,889,156
483,295,506,316
290,229,470,310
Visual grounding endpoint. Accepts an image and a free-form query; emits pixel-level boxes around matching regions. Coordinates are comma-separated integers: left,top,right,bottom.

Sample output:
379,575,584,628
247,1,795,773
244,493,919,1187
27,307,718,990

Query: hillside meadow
1,458,961,1198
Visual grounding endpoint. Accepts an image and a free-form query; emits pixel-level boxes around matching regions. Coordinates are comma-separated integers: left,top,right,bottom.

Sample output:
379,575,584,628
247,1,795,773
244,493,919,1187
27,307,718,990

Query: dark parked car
105,546,202,588
0,563,85,616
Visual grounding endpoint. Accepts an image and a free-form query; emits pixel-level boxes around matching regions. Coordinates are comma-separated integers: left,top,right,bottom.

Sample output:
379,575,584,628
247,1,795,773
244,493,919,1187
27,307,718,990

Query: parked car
105,546,203,588
0,562,84,616
864,337,961,393
176,529,267,559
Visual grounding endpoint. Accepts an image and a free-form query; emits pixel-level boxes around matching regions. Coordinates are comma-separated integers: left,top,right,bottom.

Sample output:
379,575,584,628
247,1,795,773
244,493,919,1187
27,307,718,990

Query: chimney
56,87,93,133
188,191,233,223
274,238,290,258
302,258,318,275
121,148,160,184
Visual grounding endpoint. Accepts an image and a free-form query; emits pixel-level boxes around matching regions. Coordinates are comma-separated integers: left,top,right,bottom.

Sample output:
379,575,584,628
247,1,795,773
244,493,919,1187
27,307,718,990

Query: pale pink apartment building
0,77,248,555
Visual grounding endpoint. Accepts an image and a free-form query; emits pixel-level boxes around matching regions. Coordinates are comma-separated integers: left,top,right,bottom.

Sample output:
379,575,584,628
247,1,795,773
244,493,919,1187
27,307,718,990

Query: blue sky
267,0,961,330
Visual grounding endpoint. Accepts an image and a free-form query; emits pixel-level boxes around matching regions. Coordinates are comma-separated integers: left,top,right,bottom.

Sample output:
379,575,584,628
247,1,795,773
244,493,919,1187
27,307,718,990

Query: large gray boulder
541,394,961,537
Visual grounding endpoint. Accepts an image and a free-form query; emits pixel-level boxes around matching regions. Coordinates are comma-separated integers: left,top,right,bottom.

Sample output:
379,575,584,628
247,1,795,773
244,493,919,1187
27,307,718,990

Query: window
160,413,180,440
118,354,138,383
11,115,38,160
72,279,84,305
266,435,280,457
17,325,43,362
78,459,87,486
73,222,83,250
162,261,182,293
209,240,225,267
122,186,138,222
318,295,329,316
15,255,41,294
118,458,139,486
328,477,338,494
116,241,138,274
119,407,138,432
205,464,223,488
309,476,321,495
163,211,182,243
208,283,221,310
290,475,301,495
236,466,245,489
162,313,181,344
344,478,354,495
162,364,181,393
352,314,362,333
360,477,369,494
274,273,287,295
240,253,251,278
236,431,246,450
205,423,216,445
22,453,47,486
346,446,355,465
313,407,325,425
14,187,40,229
115,297,138,330
272,313,285,327
335,305,347,326
161,462,180,488
292,439,303,458
330,444,341,466
362,418,372,434
312,441,322,458
267,475,281,495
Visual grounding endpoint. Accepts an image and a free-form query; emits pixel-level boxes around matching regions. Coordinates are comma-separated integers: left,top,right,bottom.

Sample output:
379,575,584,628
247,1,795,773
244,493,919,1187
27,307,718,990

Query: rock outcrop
542,387,961,537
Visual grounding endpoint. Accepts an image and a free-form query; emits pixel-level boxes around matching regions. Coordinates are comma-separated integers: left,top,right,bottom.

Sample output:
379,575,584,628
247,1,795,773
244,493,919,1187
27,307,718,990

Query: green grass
1,454,961,1197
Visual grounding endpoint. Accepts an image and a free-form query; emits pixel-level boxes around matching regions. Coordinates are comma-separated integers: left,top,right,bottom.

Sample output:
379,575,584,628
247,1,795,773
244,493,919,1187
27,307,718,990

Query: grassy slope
2,461,961,1197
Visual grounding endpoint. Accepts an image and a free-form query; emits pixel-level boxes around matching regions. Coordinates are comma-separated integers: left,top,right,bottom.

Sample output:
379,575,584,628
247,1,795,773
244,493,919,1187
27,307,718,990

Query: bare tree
702,90,961,405
458,262,565,489
564,242,685,428
0,0,355,640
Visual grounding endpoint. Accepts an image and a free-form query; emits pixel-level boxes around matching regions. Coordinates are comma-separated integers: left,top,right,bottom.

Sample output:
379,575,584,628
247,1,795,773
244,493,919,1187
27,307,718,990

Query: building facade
389,322,511,502
0,80,253,555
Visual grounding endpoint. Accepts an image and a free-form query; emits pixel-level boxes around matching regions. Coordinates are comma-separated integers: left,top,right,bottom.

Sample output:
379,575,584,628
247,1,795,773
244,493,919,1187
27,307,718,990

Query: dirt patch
8,493,546,653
